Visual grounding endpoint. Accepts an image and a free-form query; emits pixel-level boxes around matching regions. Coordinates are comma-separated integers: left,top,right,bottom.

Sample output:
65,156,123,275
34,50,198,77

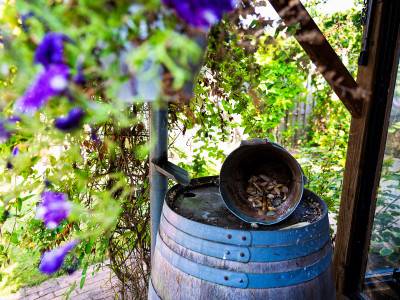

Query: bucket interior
220,144,304,224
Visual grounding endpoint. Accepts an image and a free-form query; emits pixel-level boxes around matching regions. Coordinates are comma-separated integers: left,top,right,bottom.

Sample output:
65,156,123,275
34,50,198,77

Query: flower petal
0,117,19,143
0,120,11,143
54,107,85,131
39,240,79,274
34,32,69,68
12,146,19,156
73,62,85,85
162,0,236,29
36,191,71,229
14,64,69,114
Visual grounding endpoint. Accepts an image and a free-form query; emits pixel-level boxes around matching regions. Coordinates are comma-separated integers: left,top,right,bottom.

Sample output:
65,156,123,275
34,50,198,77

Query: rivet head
224,276,229,281
242,236,247,241
240,252,245,257
227,234,232,239
225,250,230,255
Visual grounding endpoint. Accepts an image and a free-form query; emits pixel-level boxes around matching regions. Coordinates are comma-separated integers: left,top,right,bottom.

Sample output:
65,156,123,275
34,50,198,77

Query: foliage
370,157,400,264
0,0,398,298
369,67,400,265
0,0,202,297
176,1,361,216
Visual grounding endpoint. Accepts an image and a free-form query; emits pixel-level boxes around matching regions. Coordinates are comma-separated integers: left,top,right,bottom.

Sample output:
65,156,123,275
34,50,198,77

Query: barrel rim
164,179,329,247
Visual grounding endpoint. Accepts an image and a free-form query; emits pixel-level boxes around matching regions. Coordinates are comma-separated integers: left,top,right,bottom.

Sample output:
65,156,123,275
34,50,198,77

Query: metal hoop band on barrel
148,279,161,300
162,197,329,247
159,213,330,262
155,232,332,289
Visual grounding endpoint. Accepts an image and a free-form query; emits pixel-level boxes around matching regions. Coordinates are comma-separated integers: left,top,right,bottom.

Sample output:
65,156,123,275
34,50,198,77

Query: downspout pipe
149,104,168,259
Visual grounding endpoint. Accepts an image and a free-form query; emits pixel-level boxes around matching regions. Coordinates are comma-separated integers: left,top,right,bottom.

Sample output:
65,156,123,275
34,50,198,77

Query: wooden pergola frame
267,0,400,297
149,0,400,298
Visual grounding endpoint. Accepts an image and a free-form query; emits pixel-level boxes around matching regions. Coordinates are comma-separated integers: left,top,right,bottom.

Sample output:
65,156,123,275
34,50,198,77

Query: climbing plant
3,0,395,298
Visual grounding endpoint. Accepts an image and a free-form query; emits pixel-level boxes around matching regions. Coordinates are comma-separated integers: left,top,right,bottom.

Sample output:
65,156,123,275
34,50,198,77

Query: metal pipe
150,104,168,259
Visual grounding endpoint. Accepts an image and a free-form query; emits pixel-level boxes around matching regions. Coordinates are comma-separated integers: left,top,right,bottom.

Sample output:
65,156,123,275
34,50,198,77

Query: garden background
0,0,399,299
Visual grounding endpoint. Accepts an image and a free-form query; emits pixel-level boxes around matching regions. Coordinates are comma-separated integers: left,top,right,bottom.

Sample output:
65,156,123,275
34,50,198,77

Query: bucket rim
219,140,306,225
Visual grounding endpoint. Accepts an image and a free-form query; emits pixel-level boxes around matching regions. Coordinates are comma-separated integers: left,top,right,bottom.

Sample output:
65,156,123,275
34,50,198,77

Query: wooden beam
333,0,400,297
267,0,364,117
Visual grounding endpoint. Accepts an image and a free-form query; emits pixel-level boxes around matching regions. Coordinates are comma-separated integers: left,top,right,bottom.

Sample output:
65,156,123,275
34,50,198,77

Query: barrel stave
151,245,335,300
150,185,336,300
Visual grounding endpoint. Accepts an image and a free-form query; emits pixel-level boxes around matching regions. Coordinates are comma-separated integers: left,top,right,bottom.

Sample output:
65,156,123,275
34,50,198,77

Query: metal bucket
220,139,306,225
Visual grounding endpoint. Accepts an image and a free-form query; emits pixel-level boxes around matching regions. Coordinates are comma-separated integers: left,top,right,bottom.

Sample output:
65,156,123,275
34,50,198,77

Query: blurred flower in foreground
0,120,11,143
6,146,19,169
36,191,71,229
14,64,69,114
0,117,20,143
20,11,35,33
162,0,236,29
34,32,69,68
55,107,85,131
90,130,100,143
73,61,86,85
39,240,79,274
12,146,19,156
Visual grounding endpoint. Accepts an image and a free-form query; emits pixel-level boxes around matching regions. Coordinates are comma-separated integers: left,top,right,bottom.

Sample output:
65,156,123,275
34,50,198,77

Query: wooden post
333,0,400,297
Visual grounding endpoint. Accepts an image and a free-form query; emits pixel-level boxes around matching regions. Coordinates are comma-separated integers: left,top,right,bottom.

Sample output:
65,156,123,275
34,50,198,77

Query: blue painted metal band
163,203,252,246
156,233,249,288
246,249,332,288
251,214,330,246
156,233,332,289
160,213,330,262
244,235,329,262
160,214,251,262
162,200,329,247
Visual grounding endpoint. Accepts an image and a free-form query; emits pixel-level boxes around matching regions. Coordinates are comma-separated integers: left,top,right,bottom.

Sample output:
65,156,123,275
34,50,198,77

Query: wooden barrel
149,177,335,300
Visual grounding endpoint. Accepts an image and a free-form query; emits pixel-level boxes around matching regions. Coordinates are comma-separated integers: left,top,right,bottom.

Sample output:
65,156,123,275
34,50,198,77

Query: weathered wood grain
333,0,400,297
151,237,335,300
150,210,336,300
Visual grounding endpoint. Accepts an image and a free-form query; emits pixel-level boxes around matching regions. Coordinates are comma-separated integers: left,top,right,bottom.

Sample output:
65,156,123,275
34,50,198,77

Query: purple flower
12,146,19,156
14,64,69,114
8,116,21,123
0,117,20,143
6,146,18,169
39,240,79,274
34,33,69,68
54,107,85,131
36,191,71,229
73,62,85,85
21,12,35,33
44,179,52,188
91,132,100,143
162,0,236,29
0,120,11,143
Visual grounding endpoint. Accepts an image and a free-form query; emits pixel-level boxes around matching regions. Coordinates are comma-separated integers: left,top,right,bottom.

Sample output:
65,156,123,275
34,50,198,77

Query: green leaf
16,197,22,212
80,263,88,289
10,232,19,244
379,247,394,256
